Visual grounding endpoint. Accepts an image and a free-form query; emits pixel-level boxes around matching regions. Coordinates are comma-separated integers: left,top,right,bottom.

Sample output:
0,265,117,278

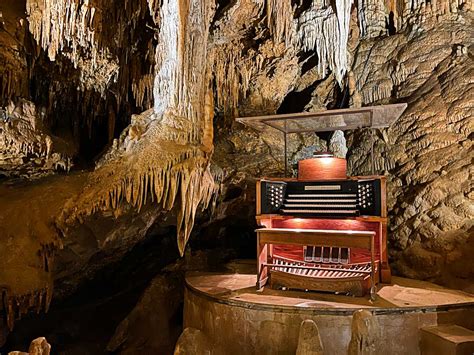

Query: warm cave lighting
313,151,334,158
313,151,335,166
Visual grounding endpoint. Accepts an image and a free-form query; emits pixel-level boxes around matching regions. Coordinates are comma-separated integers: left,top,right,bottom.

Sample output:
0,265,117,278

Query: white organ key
288,194,356,198
286,199,357,203
281,210,357,214
284,204,357,208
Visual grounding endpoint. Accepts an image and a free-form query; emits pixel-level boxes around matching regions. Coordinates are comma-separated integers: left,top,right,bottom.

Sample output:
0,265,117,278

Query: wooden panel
298,157,347,180
256,180,262,215
270,270,367,296
380,176,387,218
257,233,268,289
257,228,374,249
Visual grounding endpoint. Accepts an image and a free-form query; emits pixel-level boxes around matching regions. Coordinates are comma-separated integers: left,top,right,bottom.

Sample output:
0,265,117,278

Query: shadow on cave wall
1,186,257,354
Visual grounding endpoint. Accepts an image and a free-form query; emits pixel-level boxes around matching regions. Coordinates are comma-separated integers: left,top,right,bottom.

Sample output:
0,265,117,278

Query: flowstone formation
0,0,473,350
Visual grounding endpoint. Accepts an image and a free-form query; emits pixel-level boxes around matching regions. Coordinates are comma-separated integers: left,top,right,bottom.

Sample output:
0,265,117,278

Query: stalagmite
8,337,51,355
264,0,295,45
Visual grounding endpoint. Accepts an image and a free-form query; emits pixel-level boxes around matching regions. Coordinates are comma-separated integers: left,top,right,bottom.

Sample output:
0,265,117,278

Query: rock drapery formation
1,0,221,337
0,0,473,351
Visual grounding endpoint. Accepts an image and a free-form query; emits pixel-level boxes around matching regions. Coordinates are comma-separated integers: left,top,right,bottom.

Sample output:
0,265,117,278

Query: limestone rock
0,100,74,179
296,320,324,355
27,337,51,355
348,13,473,286
0,0,472,343
174,327,212,355
348,310,380,355
107,274,183,354
8,337,51,355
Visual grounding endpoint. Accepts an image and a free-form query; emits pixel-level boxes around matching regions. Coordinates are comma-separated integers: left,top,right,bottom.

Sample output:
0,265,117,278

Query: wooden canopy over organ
237,104,407,299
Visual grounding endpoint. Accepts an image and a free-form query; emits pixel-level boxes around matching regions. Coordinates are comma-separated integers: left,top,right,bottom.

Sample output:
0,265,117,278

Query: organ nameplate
305,185,341,191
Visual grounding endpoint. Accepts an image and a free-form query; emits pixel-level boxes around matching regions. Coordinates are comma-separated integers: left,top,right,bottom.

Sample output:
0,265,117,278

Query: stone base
182,261,474,354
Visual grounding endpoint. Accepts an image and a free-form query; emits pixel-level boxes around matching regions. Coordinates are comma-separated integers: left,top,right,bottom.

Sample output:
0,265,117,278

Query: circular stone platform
183,261,474,354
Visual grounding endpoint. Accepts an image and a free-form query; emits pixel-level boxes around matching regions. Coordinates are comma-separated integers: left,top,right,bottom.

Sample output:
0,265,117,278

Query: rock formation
173,327,213,355
8,337,51,355
0,99,73,178
0,0,472,351
348,310,380,355
296,320,324,355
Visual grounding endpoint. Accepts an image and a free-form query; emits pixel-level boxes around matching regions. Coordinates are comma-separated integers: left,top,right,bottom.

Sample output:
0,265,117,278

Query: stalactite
264,0,295,45
298,0,353,85
60,0,219,255
357,0,388,38
26,0,156,136
0,236,59,332
214,42,259,115
357,0,472,38
61,136,220,256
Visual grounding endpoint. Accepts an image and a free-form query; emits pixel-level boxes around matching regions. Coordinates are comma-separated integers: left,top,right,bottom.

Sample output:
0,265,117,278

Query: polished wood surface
256,228,377,295
298,157,347,180
257,228,374,249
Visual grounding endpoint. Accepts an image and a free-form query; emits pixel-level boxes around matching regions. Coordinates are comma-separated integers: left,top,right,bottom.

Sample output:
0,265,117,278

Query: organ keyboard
259,179,382,217
255,166,391,299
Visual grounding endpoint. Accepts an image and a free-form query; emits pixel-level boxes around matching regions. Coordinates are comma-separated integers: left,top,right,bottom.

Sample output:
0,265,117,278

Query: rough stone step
420,324,474,355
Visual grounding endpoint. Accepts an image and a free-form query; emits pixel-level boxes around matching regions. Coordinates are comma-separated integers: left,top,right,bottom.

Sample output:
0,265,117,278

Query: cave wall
348,16,473,288
0,0,473,349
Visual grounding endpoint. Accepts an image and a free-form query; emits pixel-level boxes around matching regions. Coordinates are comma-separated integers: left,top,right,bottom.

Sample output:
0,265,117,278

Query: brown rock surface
296,320,324,355
348,310,380,355
348,12,474,287
107,274,183,354
173,327,213,355
8,337,51,355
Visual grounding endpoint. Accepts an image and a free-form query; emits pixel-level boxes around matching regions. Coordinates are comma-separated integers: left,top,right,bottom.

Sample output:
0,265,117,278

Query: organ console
255,155,391,299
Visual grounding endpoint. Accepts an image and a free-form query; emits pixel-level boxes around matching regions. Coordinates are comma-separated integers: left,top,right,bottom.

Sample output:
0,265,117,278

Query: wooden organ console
256,156,391,299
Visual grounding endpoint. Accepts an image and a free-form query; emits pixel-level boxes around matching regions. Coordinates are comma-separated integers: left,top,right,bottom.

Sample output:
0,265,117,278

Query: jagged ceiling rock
0,0,29,104
0,99,75,178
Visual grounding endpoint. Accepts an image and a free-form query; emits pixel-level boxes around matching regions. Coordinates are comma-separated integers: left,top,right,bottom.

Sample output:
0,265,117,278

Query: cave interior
0,0,473,353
